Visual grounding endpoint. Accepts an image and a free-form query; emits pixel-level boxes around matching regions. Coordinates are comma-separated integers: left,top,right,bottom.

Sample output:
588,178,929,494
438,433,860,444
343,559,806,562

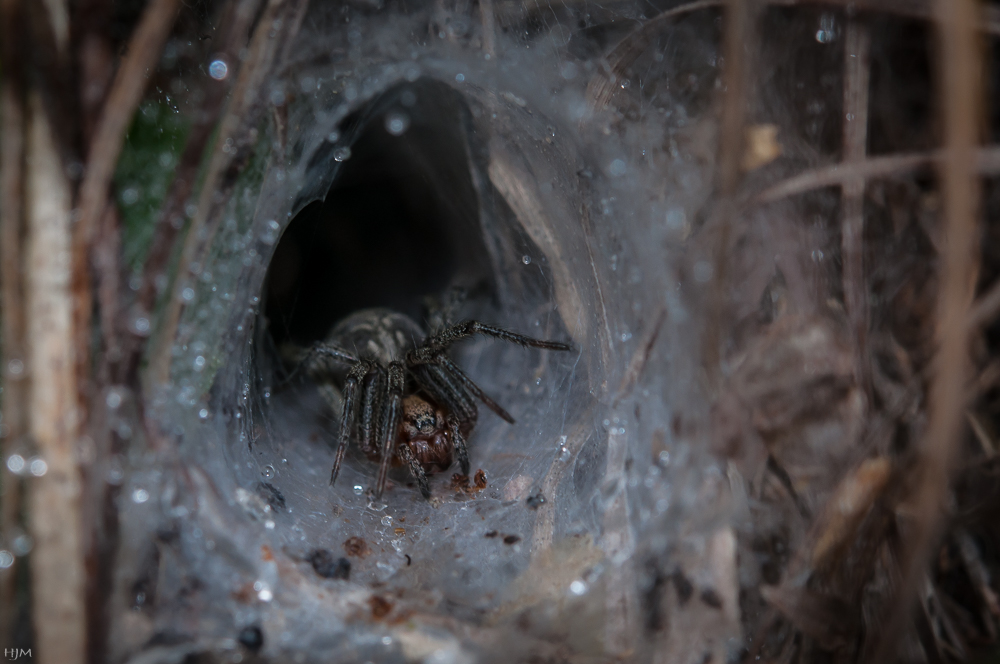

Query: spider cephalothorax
299,307,571,499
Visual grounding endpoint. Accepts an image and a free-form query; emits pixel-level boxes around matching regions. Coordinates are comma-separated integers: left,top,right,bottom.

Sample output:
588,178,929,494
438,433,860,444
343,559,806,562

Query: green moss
114,101,189,273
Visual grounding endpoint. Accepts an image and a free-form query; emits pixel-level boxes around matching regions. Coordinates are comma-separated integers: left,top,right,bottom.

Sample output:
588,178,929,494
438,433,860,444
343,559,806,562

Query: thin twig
867,0,982,658
841,18,872,396
26,91,85,664
754,145,1000,203
0,0,28,646
71,0,181,397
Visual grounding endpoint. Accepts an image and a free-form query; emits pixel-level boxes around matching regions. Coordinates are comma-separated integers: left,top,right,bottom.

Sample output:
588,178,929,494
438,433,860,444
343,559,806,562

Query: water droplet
262,465,275,479
12,534,32,556
621,332,632,342
333,146,352,162
381,515,393,526
0,551,13,569
558,445,570,461
7,359,23,376
106,390,122,410
29,458,47,477
353,485,364,495
255,581,273,602
608,159,627,176
209,59,228,80
620,79,631,89
327,129,340,142
522,255,531,265
569,579,588,595
382,636,392,646
455,73,465,82
181,287,195,302
199,408,209,420
6,455,25,474
384,111,410,136
193,355,206,371
131,488,149,503
133,316,150,335
658,450,671,465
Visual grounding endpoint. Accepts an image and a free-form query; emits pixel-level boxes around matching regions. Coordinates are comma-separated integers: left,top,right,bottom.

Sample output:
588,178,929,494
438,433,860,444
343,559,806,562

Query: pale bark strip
25,93,85,664
867,0,982,658
73,0,181,391
0,32,28,649
841,19,871,394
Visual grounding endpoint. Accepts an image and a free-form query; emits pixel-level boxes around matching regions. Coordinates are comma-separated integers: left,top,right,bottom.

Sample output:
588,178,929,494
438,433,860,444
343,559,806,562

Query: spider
297,307,572,500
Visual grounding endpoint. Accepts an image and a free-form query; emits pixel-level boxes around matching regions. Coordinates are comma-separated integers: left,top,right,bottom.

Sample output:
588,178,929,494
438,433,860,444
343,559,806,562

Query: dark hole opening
264,80,493,348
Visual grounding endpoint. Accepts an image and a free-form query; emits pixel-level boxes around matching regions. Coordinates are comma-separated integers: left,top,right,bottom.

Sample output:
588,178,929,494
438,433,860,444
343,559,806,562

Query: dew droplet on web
262,465,275,479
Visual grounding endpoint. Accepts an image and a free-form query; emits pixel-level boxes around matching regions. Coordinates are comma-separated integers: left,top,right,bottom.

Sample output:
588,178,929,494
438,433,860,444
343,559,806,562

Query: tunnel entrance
264,79,493,348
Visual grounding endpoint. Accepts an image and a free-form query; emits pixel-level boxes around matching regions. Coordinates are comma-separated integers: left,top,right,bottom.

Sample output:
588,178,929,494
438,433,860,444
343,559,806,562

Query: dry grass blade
71,0,181,392
841,18,871,395
867,0,983,658
705,0,753,377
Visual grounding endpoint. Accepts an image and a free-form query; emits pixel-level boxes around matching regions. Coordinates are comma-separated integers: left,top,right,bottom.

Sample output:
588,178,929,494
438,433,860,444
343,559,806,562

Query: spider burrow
295,307,572,500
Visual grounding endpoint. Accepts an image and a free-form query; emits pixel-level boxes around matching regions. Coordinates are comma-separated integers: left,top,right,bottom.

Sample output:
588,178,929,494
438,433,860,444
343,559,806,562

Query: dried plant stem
480,0,496,56
841,18,871,395
869,0,982,658
149,0,307,389
0,0,27,644
754,145,1000,203
705,0,752,376
25,92,85,664
72,0,181,393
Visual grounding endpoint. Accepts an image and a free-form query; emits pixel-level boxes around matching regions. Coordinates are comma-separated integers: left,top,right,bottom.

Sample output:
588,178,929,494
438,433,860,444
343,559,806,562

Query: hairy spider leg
447,414,470,475
411,320,574,361
359,368,386,456
411,363,478,425
374,361,405,499
305,343,360,370
436,355,514,423
330,360,378,487
396,441,431,499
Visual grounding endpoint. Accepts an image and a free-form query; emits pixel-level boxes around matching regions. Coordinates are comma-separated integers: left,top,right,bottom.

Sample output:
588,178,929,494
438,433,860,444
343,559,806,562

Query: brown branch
841,18,872,396
148,0,309,389
71,0,181,402
867,0,983,658
25,91,85,664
